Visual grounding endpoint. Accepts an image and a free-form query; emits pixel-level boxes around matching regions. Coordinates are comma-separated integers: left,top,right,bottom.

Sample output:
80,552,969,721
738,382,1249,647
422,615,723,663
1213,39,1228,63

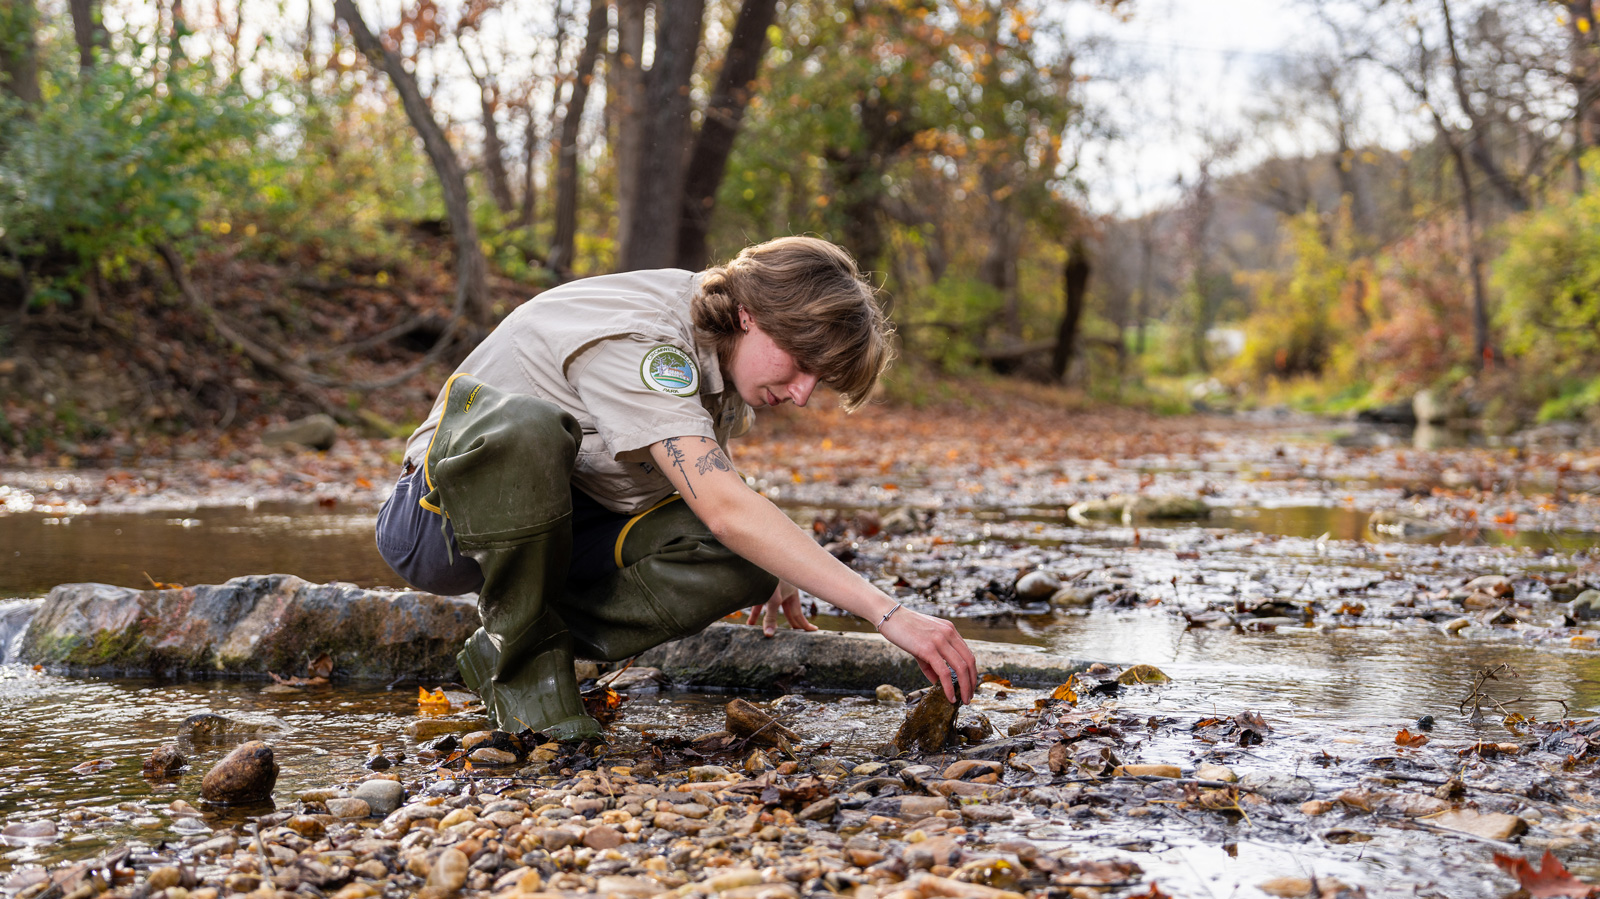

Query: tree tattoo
661,437,696,498
696,445,732,476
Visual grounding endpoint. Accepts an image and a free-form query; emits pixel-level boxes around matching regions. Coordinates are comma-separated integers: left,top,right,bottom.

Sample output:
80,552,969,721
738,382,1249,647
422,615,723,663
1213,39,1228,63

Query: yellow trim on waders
417,371,475,516
614,495,684,569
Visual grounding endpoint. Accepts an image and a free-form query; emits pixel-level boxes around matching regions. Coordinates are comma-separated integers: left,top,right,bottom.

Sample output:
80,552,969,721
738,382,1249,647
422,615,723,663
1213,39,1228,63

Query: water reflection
0,503,396,598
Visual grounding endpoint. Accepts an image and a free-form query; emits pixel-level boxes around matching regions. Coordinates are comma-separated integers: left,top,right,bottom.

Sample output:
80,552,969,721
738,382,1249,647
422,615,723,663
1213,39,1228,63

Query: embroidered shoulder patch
640,345,699,397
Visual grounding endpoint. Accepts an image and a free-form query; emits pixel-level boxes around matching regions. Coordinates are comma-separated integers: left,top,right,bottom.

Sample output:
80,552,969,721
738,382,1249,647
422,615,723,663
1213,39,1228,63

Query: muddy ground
4,390,1600,899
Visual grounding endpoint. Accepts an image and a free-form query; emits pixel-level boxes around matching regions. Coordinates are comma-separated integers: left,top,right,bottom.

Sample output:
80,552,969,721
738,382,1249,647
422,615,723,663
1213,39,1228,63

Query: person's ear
738,306,750,331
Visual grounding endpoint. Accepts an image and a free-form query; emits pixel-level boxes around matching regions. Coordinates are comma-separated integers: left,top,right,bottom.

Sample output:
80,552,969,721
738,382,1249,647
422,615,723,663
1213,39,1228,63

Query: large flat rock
20,575,478,680
636,622,1087,692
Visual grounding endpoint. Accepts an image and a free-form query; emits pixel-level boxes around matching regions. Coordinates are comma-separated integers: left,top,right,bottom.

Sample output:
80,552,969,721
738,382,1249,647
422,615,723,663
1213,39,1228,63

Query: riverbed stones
1424,808,1528,841
199,740,278,804
142,744,185,776
1014,570,1061,601
1238,771,1314,803
324,798,371,819
353,779,404,816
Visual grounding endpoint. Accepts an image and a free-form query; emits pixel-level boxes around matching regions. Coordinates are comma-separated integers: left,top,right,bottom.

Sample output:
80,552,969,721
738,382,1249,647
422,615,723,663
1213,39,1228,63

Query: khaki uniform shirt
403,269,752,515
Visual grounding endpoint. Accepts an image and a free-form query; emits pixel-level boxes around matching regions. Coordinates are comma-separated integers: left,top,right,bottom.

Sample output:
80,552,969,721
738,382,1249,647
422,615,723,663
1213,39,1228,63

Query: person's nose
790,373,818,407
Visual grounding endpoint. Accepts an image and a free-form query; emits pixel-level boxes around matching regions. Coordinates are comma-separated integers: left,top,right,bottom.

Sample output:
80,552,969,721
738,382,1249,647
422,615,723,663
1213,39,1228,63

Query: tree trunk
1570,0,1600,171
550,0,609,274
978,185,1021,342
612,0,647,265
0,0,41,107
517,101,538,228
1439,0,1529,212
616,0,705,272
333,0,492,325
1050,238,1092,383
68,0,109,69
675,0,780,271
1444,137,1493,368
478,84,517,215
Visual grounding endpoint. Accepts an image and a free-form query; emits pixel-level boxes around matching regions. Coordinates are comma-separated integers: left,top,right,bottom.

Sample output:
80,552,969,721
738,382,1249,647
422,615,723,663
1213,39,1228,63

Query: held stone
200,740,278,805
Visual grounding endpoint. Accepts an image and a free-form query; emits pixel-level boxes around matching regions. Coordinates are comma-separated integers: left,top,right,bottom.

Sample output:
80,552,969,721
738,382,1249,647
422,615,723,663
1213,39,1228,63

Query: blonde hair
693,237,894,411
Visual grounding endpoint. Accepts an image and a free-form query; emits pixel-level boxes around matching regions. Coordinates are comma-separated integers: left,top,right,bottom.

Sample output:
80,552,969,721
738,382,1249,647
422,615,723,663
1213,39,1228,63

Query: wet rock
21,576,478,680
1,820,57,843
1440,617,1472,635
605,666,668,692
797,796,840,821
354,780,405,816
1571,590,1600,620
262,414,338,452
905,835,964,869
636,623,1086,692
1464,575,1513,597
468,747,518,766
180,713,285,743
876,684,906,703
142,744,185,777
324,798,371,819
200,740,278,804
894,689,958,754
1050,585,1106,607
861,795,948,820
424,847,469,893
582,824,625,850
1237,771,1314,803
1116,664,1170,685
1014,571,1061,601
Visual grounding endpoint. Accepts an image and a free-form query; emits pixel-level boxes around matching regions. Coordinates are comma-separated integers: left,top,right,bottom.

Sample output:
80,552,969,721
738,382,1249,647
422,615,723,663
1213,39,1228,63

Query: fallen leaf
1051,682,1078,703
1395,728,1430,747
1493,851,1600,898
268,671,328,686
418,686,452,710
308,653,334,679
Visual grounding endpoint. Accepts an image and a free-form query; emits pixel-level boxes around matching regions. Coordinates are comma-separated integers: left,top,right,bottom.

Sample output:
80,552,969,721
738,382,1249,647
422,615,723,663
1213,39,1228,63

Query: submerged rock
1067,494,1210,525
636,623,1086,692
200,740,278,804
1368,508,1450,537
20,575,478,679
141,744,185,777
354,780,405,816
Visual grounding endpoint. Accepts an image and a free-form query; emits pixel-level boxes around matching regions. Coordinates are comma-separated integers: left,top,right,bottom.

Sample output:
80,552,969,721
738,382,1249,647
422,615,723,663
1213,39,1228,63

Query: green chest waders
423,375,779,737
421,374,600,740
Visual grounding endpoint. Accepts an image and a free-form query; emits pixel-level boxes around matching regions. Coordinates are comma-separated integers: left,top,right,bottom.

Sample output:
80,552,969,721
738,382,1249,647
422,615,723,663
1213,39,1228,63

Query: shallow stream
4,428,1600,898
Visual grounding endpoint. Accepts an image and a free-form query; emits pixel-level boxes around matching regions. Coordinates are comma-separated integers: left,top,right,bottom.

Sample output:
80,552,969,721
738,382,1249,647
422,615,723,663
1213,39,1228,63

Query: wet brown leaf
1395,728,1430,747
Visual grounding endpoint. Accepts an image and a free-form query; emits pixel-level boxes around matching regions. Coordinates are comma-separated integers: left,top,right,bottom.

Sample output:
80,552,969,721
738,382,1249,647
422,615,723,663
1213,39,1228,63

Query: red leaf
1493,851,1600,898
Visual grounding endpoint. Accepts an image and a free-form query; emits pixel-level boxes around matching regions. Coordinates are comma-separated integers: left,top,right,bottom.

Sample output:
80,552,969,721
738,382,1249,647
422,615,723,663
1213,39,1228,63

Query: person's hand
878,606,977,704
746,580,821,637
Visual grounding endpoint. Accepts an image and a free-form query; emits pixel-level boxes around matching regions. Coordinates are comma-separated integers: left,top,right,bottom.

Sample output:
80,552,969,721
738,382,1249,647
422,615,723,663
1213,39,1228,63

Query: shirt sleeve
570,335,718,458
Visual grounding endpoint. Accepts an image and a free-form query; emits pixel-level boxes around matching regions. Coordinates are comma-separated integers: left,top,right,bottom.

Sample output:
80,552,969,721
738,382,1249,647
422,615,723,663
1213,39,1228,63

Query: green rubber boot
423,375,600,740
560,497,779,662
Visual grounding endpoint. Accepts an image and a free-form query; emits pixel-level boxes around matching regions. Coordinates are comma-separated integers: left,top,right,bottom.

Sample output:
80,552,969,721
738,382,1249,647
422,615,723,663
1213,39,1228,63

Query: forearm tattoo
696,445,732,476
661,437,696,498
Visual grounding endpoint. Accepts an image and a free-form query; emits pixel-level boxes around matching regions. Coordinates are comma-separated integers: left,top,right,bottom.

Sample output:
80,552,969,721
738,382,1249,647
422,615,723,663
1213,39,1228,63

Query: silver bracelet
875,601,903,630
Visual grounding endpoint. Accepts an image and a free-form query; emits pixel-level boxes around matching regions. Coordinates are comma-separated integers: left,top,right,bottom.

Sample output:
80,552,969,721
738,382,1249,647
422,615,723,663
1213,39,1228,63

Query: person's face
728,309,819,408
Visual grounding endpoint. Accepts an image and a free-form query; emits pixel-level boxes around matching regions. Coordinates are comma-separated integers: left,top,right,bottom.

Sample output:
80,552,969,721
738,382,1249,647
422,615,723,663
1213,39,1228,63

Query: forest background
2,0,1600,464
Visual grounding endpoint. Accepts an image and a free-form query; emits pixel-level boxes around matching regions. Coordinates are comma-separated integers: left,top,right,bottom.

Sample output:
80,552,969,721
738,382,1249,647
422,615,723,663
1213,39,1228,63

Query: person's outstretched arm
649,435,976,703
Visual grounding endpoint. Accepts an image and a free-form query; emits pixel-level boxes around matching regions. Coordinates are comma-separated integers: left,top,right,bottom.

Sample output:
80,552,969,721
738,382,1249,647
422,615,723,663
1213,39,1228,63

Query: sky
1063,0,1320,215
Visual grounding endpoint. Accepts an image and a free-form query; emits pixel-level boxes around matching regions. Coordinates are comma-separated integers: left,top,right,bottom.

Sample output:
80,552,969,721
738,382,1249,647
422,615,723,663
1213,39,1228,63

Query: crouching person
376,236,977,740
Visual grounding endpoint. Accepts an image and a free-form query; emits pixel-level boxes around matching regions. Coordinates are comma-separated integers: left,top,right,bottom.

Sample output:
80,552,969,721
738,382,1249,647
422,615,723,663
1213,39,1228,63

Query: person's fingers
746,605,762,626
763,600,778,636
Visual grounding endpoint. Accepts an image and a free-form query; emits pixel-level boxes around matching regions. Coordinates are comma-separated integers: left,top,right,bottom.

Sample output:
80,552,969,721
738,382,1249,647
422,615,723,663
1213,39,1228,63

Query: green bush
1494,152,1600,380
0,35,270,302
